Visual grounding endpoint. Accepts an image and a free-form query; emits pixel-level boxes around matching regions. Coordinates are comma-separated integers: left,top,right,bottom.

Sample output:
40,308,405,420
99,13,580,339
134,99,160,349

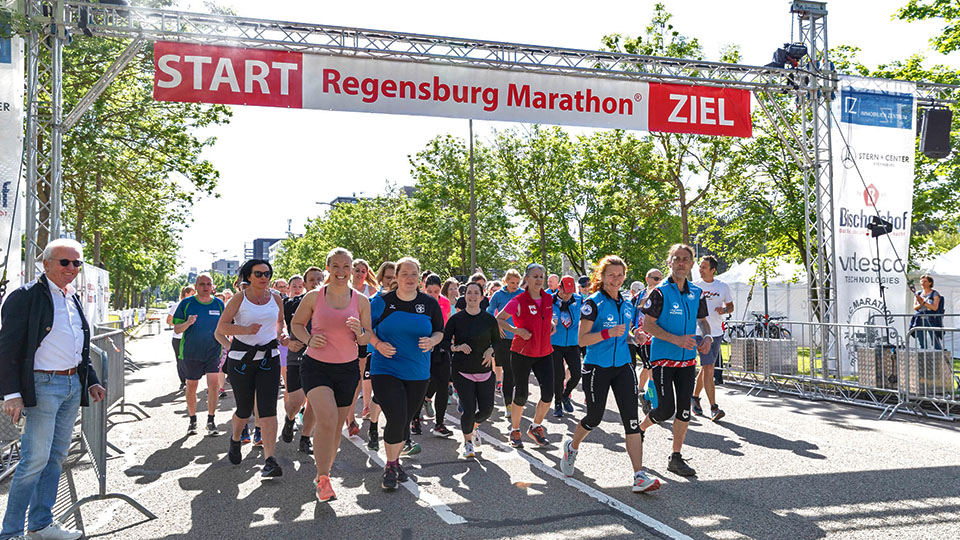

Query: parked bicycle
725,313,792,339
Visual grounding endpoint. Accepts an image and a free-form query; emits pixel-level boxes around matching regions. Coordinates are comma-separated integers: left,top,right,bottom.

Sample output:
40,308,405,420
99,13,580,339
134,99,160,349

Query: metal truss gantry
17,1,960,316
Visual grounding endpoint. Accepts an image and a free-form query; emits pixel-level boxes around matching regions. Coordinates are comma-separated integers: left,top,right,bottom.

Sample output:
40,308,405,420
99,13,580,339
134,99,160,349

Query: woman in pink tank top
291,248,373,503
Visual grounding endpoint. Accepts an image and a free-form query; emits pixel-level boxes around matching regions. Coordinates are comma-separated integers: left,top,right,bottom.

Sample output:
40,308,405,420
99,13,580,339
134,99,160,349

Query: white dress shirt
3,278,85,401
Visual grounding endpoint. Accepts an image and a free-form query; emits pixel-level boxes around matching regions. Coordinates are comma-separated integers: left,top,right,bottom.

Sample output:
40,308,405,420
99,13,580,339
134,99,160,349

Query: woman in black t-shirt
443,282,500,459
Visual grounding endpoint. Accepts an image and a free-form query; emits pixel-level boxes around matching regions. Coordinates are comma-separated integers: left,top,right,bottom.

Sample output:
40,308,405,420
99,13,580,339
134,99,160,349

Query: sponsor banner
831,76,916,376
153,41,751,137
0,33,23,296
80,263,111,325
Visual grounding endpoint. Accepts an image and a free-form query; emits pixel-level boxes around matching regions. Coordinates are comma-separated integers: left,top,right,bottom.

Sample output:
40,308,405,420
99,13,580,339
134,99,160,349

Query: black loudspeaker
920,108,952,160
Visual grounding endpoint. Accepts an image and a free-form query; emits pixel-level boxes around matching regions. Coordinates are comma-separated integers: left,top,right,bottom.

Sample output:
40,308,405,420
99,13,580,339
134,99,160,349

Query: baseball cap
560,276,576,293
577,276,590,288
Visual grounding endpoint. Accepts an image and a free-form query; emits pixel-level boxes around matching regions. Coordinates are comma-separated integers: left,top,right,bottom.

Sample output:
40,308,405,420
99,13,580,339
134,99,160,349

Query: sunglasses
58,259,83,268
650,276,662,281
253,270,273,278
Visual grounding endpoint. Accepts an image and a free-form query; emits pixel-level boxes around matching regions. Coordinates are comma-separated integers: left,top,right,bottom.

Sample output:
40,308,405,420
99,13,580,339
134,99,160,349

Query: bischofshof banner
831,75,916,376
0,33,24,296
152,41,752,137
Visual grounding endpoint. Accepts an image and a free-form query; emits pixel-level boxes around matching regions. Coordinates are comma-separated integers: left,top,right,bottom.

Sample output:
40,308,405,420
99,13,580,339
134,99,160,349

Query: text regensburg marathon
152,41,752,137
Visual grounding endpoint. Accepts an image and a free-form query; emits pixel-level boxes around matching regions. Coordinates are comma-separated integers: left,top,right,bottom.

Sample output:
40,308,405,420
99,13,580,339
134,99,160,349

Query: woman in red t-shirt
496,263,556,449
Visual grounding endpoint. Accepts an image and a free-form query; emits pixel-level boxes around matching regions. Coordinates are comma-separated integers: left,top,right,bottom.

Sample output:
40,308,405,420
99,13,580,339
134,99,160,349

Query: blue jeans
1,373,82,539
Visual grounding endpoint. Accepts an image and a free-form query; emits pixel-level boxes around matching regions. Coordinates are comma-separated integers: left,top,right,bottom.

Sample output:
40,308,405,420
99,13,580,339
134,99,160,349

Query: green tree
408,135,513,276
492,126,577,267
897,0,960,54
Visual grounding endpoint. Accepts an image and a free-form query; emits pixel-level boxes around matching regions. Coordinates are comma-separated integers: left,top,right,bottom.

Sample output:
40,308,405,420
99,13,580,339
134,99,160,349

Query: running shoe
228,439,242,465
509,429,524,448
187,418,198,436
448,383,454,396
253,427,263,446
401,440,421,456
432,424,453,438
457,401,463,414
553,403,564,418
179,382,186,391
281,416,295,443
261,456,283,478
361,406,371,419
410,417,422,435
462,440,475,458
206,420,221,437
218,388,227,399
367,436,380,452
710,404,726,422
560,438,578,477
348,420,360,437
32,523,83,540
632,470,661,493
424,400,435,418
381,463,399,491
562,396,574,413
528,424,549,446
691,397,704,417
240,425,251,444
496,381,503,393
667,453,696,477
315,475,336,502
396,462,409,483
472,431,481,448
299,437,313,455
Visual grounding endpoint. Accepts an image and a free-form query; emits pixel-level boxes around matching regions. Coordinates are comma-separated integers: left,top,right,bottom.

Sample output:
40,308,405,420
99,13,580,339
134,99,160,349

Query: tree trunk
538,220,547,265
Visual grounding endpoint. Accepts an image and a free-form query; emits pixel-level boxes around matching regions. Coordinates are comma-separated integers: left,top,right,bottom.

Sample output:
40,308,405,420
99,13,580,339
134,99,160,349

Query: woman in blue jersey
550,276,582,418
560,255,660,493
486,269,523,404
367,257,444,491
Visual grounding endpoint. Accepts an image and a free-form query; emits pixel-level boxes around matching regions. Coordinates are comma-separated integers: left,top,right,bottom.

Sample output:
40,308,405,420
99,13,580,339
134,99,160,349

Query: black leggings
371,375,429,445
580,363,640,434
452,371,496,435
172,338,185,384
511,353,554,407
421,348,451,425
552,345,581,406
649,364,696,424
494,339,514,404
227,355,281,419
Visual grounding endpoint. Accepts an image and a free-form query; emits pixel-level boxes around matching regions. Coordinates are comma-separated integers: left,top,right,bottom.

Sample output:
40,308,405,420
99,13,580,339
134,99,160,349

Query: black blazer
0,274,101,407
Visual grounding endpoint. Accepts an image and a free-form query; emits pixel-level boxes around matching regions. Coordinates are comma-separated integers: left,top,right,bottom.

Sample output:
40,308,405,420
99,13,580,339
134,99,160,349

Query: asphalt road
3,330,958,540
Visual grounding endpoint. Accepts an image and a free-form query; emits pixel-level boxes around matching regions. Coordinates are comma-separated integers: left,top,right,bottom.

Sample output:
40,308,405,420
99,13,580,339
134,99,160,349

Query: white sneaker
472,431,481,448
560,438,578,477
462,440,475,458
632,469,661,493
33,522,83,540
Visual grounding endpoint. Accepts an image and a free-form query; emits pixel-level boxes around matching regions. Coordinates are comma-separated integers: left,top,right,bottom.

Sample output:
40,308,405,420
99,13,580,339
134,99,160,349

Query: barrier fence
720,316,960,421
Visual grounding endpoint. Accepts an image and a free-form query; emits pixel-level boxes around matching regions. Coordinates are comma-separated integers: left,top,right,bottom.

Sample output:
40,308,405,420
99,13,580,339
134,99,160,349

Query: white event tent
715,258,809,322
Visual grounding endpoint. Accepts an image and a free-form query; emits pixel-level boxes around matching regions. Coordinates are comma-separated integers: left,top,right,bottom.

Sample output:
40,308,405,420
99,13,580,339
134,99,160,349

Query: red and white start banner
153,41,752,137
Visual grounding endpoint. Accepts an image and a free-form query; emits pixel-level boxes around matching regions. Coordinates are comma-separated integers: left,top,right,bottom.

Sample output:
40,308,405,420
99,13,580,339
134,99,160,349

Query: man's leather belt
34,367,78,376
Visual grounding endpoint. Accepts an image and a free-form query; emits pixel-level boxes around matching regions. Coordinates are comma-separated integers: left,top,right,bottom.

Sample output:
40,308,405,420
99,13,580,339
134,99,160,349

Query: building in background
246,238,284,261
212,258,239,276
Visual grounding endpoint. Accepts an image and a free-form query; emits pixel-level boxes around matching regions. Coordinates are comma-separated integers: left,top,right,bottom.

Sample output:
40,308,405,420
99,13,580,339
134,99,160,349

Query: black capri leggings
452,371,496,435
421,348,451,425
649,364,696,424
511,353,554,407
371,375,429,445
580,363,640,434
172,338,186,384
494,339,514,404
552,345,581,406
227,355,282,419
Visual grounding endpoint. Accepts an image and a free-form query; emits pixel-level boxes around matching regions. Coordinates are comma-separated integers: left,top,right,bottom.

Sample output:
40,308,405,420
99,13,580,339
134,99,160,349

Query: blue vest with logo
551,293,582,347
649,279,702,362
583,290,635,368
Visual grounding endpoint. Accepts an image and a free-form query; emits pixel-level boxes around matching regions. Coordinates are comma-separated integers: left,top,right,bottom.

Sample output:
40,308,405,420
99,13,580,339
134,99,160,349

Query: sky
173,0,957,273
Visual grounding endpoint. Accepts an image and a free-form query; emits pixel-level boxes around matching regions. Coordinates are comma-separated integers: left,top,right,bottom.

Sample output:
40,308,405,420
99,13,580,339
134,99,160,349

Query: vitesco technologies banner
831,75,916,376
152,41,752,137
0,32,24,295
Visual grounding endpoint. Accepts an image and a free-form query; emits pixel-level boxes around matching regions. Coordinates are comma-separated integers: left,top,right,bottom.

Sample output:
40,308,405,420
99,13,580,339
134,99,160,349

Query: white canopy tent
922,244,960,317
716,258,809,322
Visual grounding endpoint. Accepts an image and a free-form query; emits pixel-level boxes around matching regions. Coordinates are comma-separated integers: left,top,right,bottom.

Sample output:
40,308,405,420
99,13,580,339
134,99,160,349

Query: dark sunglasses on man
58,259,83,267
650,276,662,282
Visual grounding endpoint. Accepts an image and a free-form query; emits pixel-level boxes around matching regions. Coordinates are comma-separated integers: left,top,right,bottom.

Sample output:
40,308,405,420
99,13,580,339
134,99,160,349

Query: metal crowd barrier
720,319,960,421
57,343,156,523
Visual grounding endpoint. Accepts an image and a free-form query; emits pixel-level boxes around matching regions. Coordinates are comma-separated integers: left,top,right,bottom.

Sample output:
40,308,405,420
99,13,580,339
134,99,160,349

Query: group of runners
168,243,735,501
